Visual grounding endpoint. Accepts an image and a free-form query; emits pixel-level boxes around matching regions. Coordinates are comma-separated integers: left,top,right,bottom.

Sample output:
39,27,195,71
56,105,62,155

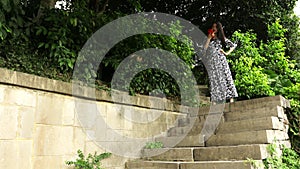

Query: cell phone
208,29,215,38
208,29,214,35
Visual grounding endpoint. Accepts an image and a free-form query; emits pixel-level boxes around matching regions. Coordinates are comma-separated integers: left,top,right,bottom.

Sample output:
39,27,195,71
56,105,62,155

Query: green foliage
0,0,25,40
35,8,77,72
66,150,111,169
288,99,300,153
1,1,198,106
137,0,300,67
0,0,123,81
101,20,198,105
145,141,164,149
230,31,274,99
0,37,71,80
283,14,300,67
33,1,116,73
263,144,300,169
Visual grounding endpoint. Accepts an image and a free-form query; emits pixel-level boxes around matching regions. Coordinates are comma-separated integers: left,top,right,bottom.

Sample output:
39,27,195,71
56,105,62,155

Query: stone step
167,125,206,137
174,116,198,127
194,95,290,117
171,110,287,137
126,160,179,169
196,85,210,96
167,126,191,137
126,160,264,169
155,135,205,147
193,144,268,161
224,105,286,122
199,95,210,101
217,116,285,134
227,95,290,112
206,130,289,146
142,148,194,161
142,144,268,162
168,117,205,137
180,161,264,169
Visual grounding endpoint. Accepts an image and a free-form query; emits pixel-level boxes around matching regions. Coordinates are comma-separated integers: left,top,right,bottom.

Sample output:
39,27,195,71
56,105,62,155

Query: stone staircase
125,95,291,169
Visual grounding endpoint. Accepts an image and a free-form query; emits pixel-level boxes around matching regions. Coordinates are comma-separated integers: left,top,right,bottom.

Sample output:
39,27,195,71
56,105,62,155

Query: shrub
66,150,111,169
263,144,300,169
144,141,164,149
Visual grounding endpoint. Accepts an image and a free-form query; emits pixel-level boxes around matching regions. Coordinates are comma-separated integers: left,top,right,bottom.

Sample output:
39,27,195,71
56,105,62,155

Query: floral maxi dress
204,38,238,102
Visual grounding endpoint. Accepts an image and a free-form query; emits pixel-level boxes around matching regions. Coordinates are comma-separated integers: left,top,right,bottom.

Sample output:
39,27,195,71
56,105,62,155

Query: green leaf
38,43,44,48
42,27,47,35
51,44,56,50
67,59,73,69
36,29,42,36
0,31,3,40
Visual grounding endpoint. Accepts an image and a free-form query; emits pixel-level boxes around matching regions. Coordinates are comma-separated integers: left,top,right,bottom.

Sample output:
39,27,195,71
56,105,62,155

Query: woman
203,22,238,103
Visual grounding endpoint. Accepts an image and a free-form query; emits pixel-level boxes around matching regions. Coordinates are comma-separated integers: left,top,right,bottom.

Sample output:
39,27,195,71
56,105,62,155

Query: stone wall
0,68,186,169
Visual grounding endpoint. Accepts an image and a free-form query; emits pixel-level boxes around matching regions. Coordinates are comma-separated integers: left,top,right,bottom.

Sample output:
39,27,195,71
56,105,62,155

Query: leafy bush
263,144,300,169
0,0,25,40
145,141,164,149
229,31,274,98
100,20,199,105
0,0,123,81
0,1,199,105
66,150,111,169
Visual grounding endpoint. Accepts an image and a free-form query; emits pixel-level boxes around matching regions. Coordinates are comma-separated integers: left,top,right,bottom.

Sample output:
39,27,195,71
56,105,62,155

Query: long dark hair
216,22,226,47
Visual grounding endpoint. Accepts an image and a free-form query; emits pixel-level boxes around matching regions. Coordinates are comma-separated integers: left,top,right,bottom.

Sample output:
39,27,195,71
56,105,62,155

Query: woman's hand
207,33,213,39
204,34,213,50
220,49,229,55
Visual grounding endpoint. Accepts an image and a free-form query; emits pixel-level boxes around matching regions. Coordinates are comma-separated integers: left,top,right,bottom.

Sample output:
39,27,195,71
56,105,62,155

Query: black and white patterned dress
203,38,238,102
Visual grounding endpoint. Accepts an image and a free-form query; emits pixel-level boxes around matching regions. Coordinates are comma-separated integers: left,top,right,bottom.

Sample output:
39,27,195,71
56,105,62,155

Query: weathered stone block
33,156,63,169
0,140,32,169
74,99,98,128
180,161,263,169
101,154,129,169
33,125,73,156
126,161,179,169
217,116,284,134
62,97,75,126
4,87,36,107
155,135,205,147
84,141,106,155
207,130,289,146
0,105,18,139
143,148,193,161
194,144,268,161
0,85,5,103
224,106,285,121
73,127,86,154
36,93,64,125
18,106,35,139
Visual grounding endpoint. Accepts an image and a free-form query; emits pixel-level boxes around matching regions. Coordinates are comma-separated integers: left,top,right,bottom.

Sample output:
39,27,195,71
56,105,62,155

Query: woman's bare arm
204,34,213,50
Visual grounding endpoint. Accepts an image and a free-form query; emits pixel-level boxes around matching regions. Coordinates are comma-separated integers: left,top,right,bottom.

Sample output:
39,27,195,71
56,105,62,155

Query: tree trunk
40,0,57,9
89,0,109,13
36,0,57,21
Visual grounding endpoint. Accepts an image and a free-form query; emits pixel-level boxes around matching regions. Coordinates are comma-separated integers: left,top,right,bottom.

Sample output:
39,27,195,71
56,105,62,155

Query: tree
136,0,300,65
